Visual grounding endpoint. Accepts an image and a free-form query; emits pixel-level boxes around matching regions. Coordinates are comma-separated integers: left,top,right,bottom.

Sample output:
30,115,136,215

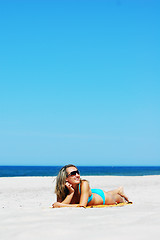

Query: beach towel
85,202,133,208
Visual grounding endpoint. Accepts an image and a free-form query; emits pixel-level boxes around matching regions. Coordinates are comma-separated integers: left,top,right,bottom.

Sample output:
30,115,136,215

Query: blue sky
0,0,160,166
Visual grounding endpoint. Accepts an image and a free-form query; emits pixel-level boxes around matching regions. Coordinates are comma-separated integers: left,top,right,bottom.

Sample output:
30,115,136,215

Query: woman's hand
52,202,62,208
65,181,74,194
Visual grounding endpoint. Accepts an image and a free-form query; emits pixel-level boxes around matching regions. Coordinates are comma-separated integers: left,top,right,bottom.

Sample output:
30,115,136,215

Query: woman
52,164,130,208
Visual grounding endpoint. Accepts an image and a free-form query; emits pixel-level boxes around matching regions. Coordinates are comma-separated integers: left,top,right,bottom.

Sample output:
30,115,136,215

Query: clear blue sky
0,0,160,166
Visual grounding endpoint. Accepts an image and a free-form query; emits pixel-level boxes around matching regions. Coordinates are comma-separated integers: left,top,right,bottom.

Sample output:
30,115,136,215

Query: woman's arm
57,181,75,204
52,202,84,208
52,181,91,208
52,193,77,208
59,192,74,204
79,180,90,206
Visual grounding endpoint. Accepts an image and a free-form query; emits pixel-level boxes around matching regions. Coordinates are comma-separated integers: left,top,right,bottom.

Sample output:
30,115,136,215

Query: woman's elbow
52,202,62,208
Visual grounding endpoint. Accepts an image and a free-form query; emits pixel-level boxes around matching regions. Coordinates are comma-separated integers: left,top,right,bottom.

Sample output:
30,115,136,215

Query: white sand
0,175,160,240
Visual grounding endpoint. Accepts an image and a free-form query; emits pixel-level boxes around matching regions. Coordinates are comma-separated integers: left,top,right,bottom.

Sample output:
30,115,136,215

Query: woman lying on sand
52,164,130,208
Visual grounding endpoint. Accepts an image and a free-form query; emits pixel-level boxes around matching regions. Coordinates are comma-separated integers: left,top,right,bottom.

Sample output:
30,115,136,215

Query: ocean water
0,166,160,177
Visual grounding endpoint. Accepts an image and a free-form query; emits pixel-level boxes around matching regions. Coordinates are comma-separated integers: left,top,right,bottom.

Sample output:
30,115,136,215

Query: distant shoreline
0,166,160,177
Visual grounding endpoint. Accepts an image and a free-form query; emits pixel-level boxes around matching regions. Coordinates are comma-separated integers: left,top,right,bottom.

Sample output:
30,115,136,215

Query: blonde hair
55,164,77,200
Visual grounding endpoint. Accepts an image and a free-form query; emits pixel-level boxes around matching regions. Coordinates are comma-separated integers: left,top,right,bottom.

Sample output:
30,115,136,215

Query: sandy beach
0,175,160,240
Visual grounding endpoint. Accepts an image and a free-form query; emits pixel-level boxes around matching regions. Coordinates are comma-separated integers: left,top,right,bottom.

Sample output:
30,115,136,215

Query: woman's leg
104,192,127,205
114,193,126,204
106,187,129,202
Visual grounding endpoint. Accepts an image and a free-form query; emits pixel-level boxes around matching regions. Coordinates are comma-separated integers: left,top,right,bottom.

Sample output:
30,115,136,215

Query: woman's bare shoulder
81,179,90,189
81,179,89,184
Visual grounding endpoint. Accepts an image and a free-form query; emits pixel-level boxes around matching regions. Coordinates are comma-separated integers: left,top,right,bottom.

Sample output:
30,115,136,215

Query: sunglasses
67,170,80,177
